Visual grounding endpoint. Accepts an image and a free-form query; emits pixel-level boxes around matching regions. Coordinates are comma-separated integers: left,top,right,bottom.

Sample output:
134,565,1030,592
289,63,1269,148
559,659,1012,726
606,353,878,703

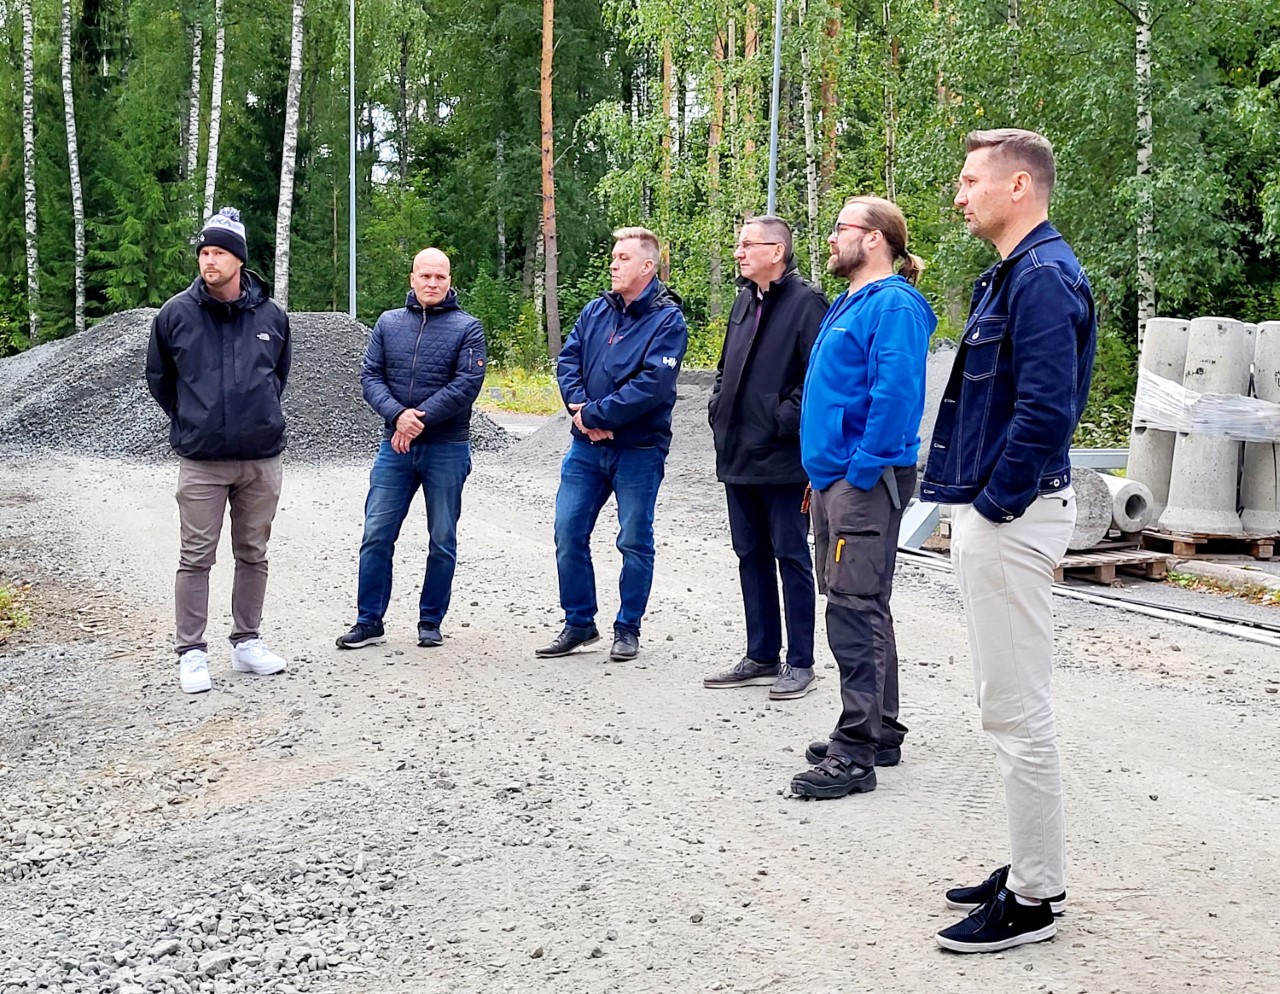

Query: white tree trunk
186,20,203,189
534,216,545,347
1135,0,1155,341
202,0,226,221
495,133,506,279
798,0,822,283
61,0,85,336
21,0,40,342
273,0,305,310
882,0,897,201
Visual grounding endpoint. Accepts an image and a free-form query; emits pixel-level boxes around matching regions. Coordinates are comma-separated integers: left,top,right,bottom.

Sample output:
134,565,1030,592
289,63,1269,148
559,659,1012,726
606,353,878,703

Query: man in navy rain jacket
790,196,936,801
336,247,487,651
536,227,689,663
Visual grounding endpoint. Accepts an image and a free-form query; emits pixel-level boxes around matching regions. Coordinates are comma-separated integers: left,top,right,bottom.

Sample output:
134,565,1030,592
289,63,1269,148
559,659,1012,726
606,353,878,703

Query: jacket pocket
960,317,1006,381
827,527,888,598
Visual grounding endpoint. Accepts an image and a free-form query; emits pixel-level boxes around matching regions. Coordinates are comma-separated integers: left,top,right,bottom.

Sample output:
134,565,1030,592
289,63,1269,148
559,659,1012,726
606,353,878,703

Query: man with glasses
790,196,936,799
703,216,827,700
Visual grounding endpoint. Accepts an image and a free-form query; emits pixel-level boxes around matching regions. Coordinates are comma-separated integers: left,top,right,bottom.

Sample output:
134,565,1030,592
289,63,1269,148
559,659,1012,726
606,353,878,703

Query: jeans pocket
827,528,887,598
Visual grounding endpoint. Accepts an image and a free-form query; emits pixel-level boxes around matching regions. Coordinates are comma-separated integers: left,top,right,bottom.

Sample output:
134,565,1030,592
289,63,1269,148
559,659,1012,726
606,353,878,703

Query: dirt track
2,446,1279,993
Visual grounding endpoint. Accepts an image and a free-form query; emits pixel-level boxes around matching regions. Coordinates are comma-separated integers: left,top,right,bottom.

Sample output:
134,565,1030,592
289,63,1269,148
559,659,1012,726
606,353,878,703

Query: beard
826,240,867,280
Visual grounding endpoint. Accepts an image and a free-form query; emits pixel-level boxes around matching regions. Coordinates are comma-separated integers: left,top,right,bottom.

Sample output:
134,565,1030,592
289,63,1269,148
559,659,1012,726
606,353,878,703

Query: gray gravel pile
0,309,509,462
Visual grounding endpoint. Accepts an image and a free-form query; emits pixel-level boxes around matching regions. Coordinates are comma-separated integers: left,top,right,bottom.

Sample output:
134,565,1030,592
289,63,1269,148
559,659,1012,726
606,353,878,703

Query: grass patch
480,367,561,415
1166,569,1280,606
0,582,31,645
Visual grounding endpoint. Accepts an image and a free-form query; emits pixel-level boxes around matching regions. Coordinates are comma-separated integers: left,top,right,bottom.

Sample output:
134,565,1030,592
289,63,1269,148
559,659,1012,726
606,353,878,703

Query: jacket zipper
408,309,426,400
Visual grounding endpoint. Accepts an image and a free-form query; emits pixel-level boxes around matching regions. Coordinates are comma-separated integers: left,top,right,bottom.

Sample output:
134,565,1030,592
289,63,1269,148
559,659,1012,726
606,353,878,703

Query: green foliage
0,582,31,644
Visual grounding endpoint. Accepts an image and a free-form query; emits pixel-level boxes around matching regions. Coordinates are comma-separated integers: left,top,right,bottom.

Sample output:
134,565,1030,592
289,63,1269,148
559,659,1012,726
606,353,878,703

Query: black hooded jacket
146,270,291,460
708,263,828,485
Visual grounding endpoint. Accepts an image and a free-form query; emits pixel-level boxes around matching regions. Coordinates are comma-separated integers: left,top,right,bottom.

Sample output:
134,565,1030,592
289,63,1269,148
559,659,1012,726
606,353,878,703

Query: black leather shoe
790,754,876,799
805,740,902,767
535,624,600,657
610,630,639,661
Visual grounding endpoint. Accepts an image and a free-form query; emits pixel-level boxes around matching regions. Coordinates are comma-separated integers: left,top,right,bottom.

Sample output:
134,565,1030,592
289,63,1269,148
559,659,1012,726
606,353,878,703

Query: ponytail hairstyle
842,195,927,286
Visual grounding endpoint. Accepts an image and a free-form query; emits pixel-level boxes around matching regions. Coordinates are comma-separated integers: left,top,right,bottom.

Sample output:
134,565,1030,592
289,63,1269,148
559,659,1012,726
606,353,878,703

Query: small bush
0,583,31,645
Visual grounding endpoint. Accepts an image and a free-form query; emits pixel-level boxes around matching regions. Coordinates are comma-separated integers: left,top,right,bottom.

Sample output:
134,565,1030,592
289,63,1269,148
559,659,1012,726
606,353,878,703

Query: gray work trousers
173,455,283,655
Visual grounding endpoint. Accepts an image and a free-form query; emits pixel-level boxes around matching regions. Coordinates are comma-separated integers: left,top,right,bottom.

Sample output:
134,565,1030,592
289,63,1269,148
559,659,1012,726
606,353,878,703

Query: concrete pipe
1128,318,1189,521
1101,471,1154,534
1069,466,1113,550
1159,316,1249,535
1241,320,1280,535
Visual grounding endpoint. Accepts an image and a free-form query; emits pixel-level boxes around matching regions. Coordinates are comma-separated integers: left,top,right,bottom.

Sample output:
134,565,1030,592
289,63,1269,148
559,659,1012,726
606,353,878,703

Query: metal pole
766,0,784,214
348,0,357,318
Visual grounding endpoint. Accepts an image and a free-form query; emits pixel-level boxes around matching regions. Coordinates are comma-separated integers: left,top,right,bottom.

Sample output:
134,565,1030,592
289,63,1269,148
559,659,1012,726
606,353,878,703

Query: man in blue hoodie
335,247,487,651
790,196,937,800
536,227,689,663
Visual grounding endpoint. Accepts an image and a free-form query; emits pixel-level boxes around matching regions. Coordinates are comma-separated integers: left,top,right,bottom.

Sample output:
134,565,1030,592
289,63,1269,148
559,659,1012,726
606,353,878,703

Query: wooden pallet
1140,529,1276,561
1054,548,1172,585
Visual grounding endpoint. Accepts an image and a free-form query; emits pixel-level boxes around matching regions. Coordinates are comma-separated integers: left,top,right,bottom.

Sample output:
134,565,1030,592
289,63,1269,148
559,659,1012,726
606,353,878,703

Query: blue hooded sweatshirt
800,274,937,491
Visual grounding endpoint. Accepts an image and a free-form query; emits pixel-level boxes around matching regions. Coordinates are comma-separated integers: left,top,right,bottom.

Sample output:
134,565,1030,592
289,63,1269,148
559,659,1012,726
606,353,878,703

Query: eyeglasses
735,240,781,251
831,222,877,238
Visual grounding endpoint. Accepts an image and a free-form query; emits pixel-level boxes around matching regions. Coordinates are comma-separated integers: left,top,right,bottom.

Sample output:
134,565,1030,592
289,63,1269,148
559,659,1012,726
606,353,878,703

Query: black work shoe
936,887,1057,953
336,622,386,650
417,622,443,648
768,664,816,700
945,864,1066,915
702,656,779,689
535,624,601,658
804,740,902,768
610,629,639,661
790,754,876,799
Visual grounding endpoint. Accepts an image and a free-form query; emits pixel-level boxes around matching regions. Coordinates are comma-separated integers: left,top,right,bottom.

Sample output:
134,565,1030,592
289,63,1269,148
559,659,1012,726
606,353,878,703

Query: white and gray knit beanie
195,207,248,263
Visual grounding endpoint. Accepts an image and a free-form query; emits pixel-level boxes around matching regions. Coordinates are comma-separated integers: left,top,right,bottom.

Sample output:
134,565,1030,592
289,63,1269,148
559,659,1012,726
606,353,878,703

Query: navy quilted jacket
361,288,487,444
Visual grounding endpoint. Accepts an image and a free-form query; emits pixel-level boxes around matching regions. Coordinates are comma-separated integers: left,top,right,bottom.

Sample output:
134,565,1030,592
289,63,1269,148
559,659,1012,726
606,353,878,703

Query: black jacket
709,264,828,485
146,271,291,460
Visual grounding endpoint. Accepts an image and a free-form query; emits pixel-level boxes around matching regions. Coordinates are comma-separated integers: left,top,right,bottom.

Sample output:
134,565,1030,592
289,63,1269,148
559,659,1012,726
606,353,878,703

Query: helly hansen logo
662,356,678,368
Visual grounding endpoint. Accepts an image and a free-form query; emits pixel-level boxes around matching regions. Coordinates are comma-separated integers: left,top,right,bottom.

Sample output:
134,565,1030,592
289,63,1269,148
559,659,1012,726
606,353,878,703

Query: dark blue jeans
724,482,816,669
356,439,471,628
554,439,666,636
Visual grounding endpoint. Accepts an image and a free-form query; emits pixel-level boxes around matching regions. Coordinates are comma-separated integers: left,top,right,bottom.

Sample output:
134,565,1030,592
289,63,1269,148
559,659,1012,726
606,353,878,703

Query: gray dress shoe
768,664,816,700
703,656,781,688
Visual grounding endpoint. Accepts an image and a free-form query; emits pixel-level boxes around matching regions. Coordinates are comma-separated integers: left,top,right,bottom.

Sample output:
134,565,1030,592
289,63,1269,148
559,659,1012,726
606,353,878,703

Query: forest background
1,0,1278,443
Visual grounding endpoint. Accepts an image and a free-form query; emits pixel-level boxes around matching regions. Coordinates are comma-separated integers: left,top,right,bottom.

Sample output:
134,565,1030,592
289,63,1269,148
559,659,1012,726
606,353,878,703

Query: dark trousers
724,482,816,669
809,465,915,768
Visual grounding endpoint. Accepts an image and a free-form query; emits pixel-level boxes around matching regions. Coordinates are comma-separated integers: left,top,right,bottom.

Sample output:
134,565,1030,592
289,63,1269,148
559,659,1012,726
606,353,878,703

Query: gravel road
2,433,1279,993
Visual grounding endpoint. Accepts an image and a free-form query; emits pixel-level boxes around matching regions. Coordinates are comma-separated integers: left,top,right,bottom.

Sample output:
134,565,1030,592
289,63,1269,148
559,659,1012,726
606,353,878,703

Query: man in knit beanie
146,207,293,694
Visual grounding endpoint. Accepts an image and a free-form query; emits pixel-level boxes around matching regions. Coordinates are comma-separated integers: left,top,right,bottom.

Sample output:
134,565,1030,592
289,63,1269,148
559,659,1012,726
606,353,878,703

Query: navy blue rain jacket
557,277,689,453
361,288,487,444
920,221,1096,523
146,270,290,461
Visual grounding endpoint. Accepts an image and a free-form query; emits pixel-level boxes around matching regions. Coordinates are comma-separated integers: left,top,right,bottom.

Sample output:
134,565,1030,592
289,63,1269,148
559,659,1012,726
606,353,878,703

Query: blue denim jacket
920,221,1096,523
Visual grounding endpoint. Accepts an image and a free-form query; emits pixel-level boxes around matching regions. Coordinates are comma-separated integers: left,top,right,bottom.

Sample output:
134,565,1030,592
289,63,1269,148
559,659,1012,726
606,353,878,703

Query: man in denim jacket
922,130,1096,953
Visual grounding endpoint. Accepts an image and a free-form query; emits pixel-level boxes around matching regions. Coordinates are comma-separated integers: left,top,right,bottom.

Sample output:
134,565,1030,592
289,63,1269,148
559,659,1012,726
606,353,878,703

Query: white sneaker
179,649,212,694
230,638,287,675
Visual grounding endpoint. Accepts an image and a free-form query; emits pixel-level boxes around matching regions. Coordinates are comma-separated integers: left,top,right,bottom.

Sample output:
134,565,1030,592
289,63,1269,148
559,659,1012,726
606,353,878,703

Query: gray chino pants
174,455,283,655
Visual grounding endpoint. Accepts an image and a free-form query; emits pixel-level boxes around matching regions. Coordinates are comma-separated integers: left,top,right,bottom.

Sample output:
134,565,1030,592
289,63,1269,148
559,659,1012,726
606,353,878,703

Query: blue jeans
554,439,666,636
356,439,471,628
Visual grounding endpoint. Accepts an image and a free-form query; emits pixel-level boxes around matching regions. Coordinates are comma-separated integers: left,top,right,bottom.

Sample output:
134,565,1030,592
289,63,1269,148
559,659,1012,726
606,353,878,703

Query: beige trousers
174,455,283,654
951,490,1075,899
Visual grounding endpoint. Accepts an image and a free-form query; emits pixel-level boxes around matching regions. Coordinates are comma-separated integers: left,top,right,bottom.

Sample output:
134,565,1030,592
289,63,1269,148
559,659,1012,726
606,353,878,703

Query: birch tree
202,0,226,221
186,18,203,190
540,0,562,357
798,0,822,282
61,0,86,335
21,0,39,342
274,0,305,309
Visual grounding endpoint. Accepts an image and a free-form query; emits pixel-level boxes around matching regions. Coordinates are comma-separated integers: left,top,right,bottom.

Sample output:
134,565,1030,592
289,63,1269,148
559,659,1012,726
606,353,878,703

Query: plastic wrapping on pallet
1132,367,1280,443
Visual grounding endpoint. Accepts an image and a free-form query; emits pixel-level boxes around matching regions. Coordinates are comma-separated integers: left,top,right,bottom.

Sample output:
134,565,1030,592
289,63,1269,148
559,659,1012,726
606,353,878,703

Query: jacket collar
991,220,1063,272
405,287,461,314
189,268,270,311
604,276,676,316
735,257,801,298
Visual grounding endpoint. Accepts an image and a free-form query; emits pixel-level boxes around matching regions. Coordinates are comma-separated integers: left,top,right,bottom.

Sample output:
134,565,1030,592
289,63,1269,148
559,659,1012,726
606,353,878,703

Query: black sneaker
945,864,1066,915
936,887,1056,953
790,754,876,799
702,656,779,688
417,622,443,648
336,622,386,650
804,740,902,768
535,624,600,658
610,629,639,661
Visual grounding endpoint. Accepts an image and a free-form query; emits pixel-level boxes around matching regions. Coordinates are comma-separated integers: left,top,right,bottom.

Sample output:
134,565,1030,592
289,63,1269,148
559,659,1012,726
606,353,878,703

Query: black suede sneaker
609,629,639,661
936,887,1056,953
945,864,1066,915
336,622,386,650
417,622,443,648
789,754,876,799
804,740,902,768
535,624,600,658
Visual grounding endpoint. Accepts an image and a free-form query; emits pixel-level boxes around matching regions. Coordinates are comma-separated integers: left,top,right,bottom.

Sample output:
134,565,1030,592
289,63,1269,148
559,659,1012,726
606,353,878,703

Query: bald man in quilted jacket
336,248,487,651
